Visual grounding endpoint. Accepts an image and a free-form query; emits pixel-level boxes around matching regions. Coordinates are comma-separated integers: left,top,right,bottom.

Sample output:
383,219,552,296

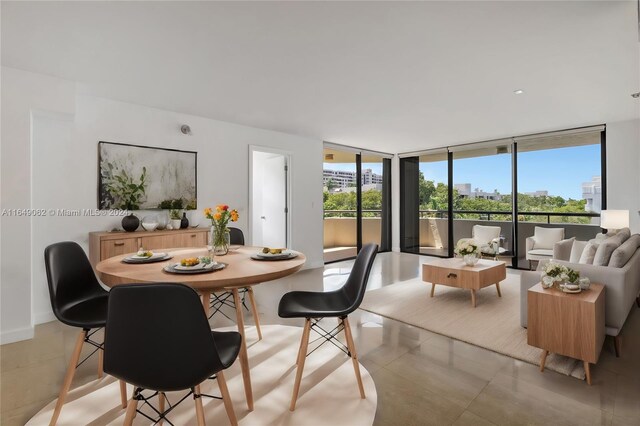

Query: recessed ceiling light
514,89,524,95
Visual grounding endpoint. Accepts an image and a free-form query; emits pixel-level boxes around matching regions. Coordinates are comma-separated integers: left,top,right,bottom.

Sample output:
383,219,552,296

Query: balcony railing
418,209,600,224
325,209,600,224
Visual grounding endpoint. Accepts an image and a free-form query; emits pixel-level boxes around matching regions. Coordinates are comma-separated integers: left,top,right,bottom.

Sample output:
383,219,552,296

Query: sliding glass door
323,146,392,263
451,142,513,261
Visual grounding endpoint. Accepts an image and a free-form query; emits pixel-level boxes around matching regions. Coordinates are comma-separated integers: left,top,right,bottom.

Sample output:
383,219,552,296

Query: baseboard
34,310,56,325
0,326,34,345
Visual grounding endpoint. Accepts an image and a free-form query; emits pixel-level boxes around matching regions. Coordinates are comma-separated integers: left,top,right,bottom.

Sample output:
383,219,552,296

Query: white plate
174,262,218,271
128,252,167,260
256,250,292,258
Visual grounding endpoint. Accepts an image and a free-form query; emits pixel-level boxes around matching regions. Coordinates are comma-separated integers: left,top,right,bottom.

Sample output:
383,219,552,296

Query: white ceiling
2,1,639,153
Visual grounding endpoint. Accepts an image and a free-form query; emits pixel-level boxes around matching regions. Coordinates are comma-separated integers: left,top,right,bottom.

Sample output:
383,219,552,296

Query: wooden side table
527,283,605,385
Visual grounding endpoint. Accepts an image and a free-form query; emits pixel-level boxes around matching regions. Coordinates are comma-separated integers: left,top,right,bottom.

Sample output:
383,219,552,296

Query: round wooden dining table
96,246,306,412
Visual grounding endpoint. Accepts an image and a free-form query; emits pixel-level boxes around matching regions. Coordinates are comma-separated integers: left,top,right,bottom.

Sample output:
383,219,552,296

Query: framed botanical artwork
98,141,197,210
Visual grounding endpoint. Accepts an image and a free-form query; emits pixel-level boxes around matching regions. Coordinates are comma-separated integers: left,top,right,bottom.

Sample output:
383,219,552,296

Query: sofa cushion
533,227,564,249
609,234,640,267
593,239,620,266
578,241,598,264
570,240,588,263
553,237,575,261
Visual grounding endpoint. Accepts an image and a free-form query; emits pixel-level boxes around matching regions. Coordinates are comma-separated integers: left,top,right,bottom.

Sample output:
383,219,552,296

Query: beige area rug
360,274,586,380
26,325,377,425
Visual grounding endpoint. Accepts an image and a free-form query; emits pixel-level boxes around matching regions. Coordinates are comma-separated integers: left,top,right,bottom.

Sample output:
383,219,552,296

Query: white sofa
521,230,640,356
525,226,565,269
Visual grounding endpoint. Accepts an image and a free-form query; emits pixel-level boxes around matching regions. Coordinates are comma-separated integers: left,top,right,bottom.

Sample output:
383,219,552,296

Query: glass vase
463,253,479,266
210,226,230,256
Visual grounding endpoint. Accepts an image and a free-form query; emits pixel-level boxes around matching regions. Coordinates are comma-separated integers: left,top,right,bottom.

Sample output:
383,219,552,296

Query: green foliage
169,209,182,220
104,166,147,210
324,176,592,225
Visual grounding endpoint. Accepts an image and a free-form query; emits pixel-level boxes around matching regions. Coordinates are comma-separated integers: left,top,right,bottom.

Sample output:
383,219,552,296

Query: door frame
248,145,292,248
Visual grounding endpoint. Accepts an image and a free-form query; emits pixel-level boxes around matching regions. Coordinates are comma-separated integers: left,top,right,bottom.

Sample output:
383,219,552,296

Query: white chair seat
528,249,553,256
526,249,554,261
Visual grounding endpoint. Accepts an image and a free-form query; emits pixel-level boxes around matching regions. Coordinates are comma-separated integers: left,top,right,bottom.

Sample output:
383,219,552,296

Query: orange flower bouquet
204,204,239,255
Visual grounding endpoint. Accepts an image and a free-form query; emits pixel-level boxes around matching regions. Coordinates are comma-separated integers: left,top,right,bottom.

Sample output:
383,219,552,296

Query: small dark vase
180,212,189,229
122,213,140,232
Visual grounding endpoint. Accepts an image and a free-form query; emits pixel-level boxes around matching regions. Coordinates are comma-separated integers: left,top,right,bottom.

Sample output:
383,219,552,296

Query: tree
326,179,337,191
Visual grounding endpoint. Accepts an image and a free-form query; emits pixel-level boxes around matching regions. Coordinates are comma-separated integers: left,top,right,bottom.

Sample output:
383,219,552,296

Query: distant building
454,183,502,200
323,168,382,189
582,176,601,213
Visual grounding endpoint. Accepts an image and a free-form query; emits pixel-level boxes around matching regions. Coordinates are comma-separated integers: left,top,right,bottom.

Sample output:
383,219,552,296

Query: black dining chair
104,283,241,426
278,243,378,411
209,227,263,340
44,241,128,425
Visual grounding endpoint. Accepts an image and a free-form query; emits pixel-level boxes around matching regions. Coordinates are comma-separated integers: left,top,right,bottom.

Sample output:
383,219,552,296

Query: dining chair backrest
229,227,245,245
44,241,105,324
104,283,223,392
341,243,378,315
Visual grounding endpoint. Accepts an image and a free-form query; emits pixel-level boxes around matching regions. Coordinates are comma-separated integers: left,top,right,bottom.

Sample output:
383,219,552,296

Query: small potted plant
104,167,147,232
169,208,182,230
455,239,479,266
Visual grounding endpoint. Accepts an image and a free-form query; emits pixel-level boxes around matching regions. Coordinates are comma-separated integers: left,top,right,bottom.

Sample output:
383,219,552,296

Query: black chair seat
212,331,242,369
278,290,352,318
58,294,109,329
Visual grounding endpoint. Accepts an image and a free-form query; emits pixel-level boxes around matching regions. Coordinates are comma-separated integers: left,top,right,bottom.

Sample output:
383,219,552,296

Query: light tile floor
1,252,639,425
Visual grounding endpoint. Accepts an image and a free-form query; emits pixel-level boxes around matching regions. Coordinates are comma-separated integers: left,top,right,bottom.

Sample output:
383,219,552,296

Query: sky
324,144,601,200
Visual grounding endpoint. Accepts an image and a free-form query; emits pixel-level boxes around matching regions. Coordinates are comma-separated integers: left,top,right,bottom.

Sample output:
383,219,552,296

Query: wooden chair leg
232,288,254,411
246,286,263,341
217,371,238,426
290,318,311,411
49,329,86,426
97,347,104,378
194,385,206,426
119,380,128,409
123,395,139,426
158,392,165,426
614,335,621,357
342,317,365,399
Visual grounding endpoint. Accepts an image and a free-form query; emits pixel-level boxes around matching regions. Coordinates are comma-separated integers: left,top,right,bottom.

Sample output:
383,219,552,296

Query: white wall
606,119,640,233
1,66,324,343
1,68,76,343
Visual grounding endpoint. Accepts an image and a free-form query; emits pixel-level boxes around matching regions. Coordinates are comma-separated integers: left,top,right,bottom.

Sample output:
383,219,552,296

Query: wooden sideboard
89,227,210,266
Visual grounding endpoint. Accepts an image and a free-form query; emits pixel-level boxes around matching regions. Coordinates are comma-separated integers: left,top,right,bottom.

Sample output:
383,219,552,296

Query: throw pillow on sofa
569,240,587,263
609,234,640,267
593,239,620,266
579,241,599,264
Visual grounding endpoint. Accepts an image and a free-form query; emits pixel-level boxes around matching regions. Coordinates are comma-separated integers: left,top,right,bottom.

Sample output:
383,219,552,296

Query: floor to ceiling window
323,144,392,263
400,125,605,268
515,128,603,268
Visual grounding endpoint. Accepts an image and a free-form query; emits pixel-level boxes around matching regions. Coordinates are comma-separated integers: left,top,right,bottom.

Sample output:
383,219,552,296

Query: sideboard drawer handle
447,273,457,278
114,242,125,246
191,234,196,237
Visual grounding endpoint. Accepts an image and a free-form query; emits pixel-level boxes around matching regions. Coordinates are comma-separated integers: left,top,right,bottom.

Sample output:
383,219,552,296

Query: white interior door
251,149,289,248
